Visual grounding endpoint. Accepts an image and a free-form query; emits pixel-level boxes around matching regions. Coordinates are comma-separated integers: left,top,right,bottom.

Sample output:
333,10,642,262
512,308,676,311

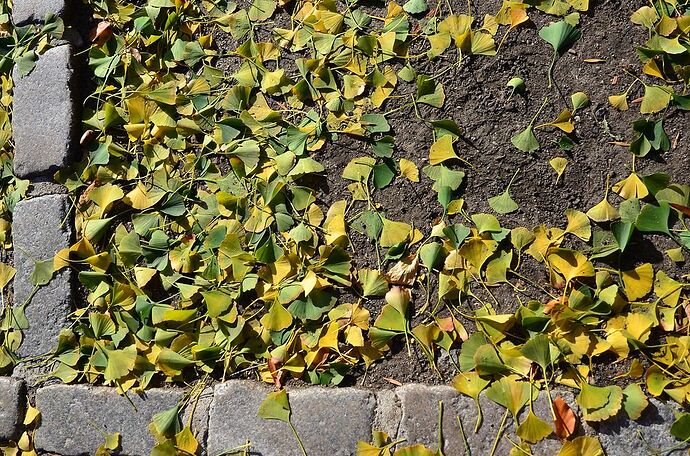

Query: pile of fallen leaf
1,0,690,454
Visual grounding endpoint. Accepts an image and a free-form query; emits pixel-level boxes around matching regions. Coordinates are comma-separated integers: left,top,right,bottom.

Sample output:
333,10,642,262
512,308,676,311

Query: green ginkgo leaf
511,126,539,152
539,20,581,86
488,191,518,214
403,0,428,14
258,389,291,423
622,384,648,420
539,20,581,54
488,169,520,214
416,75,445,108
485,376,533,420
640,85,672,114
636,202,671,235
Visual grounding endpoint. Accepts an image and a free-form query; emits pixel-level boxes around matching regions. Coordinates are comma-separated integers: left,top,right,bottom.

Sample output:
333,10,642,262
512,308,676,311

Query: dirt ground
306,0,690,388
84,0,690,388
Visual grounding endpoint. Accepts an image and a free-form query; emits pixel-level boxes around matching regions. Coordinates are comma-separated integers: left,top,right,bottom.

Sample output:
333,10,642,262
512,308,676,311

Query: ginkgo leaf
550,157,568,184
578,383,623,422
258,389,291,423
103,345,137,382
403,0,427,14
621,263,653,301
640,85,672,114
557,436,604,456
416,75,445,107
358,269,389,297
608,93,629,111
0,263,16,289
399,159,419,182
587,198,619,222
539,109,574,133
429,135,458,165
517,411,553,444
521,333,556,371
488,190,518,214
571,91,590,112
622,384,648,420
260,302,293,331
485,376,533,420
380,218,413,247
489,169,520,215
507,77,525,99
452,372,490,400
613,173,649,199
564,209,591,241
548,249,595,283
636,202,671,235
393,444,437,456
539,20,581,54
511,126,539,152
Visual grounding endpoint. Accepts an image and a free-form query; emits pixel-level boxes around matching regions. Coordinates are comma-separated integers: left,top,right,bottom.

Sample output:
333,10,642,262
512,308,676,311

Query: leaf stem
547,50,557,88
488,409,509,456
289,421,308,456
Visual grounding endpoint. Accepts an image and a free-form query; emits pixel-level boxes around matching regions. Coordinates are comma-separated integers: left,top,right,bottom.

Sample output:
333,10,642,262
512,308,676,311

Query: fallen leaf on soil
384,377,403,386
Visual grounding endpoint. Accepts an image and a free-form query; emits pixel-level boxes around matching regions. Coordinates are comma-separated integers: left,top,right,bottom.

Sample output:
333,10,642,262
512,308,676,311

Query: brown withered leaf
386,255,420,286
554,395,577,440
90,21,113,45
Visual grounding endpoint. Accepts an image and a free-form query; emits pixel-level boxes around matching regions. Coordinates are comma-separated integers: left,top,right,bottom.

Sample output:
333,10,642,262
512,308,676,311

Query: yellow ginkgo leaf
654,271,683,307
586,198,619,222
622,263,653,301
549,157,568,184
608,93,629,111
399,158,419,182
539,109,574,133
260,302,293,331
557,436,604,456
0,262,16,289
548,249,595,284
564,209,591,241
380,218,413,247
324,201,348,246
89,183,125,217
625,312,654,343
428,135,458,165
612,173,649,199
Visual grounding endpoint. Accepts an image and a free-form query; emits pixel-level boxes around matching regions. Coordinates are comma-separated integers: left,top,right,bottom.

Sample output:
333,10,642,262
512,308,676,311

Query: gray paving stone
374,389,401,438
395,384,510,454
393,384,567,455
589,398,688,456
35,384,186,456
208,381,376,456
12,45,78,178
0,378,25,441
12,0,71,25
12,195,73,375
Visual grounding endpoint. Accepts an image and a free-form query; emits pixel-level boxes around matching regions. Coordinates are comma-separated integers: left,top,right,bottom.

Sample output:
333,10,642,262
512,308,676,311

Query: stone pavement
2,379,687,455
